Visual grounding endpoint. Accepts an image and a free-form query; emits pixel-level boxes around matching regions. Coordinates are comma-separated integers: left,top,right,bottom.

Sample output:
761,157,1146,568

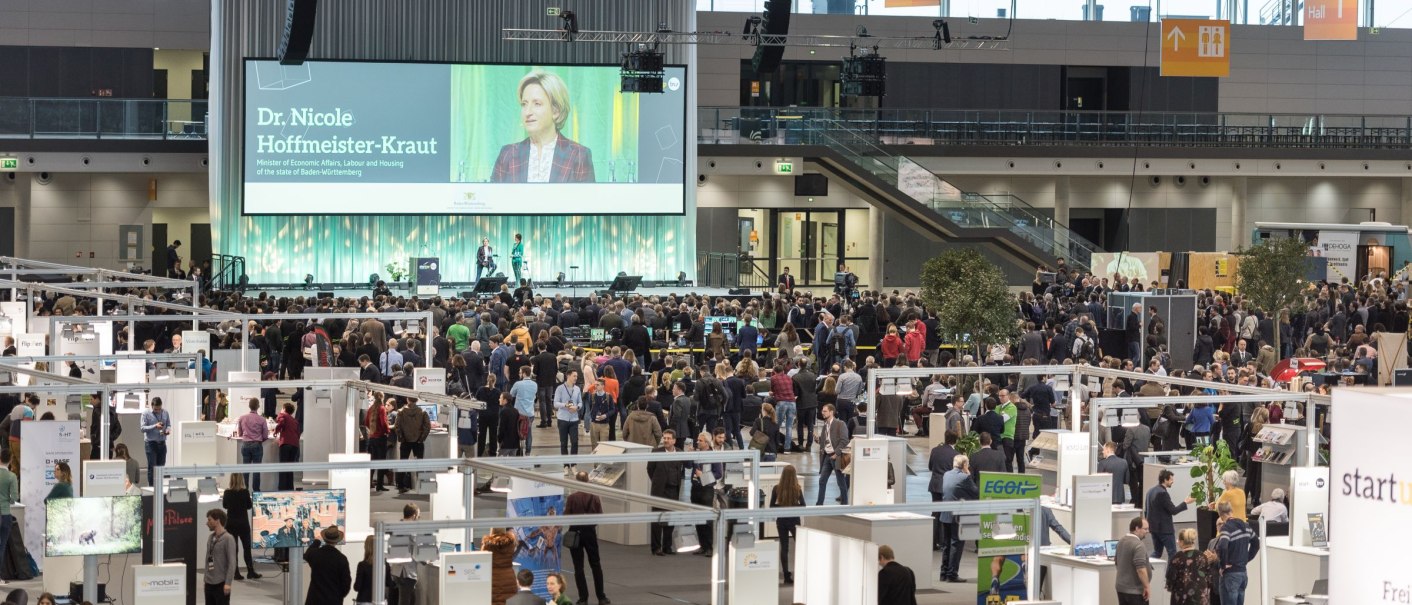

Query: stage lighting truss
620,42,666,94
502,28,1009,51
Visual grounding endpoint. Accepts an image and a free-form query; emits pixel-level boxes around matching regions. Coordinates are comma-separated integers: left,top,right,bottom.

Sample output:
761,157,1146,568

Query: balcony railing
699,106,1412,150
0,97,208,140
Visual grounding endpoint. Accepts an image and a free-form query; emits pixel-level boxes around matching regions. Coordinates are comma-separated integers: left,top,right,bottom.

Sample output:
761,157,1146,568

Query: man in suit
793,359,820,453
777,267,795,294
647,430,685,556
1125,302,1144,362
1145,469,1194,560
939,454,978,583
1098,441,1129,505
927,432,961,549
969,432,1007,485
876,545,918,605
475,237,497,281
1230,338,1254,368
506,569,541,605
815,404,850,505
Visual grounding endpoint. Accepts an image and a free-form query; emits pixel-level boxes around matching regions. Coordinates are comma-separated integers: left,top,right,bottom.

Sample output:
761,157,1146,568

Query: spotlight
559,10,579,34
932,19,952,47
840,46,886,97
621,43,665,93
672,525,701,553
369,273,380,287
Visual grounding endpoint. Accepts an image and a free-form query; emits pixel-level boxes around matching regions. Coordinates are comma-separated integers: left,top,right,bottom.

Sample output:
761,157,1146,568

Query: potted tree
1189,440,1240,548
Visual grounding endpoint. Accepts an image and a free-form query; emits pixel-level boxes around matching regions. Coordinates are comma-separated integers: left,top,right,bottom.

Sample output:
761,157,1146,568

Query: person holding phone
554,370,583,473
141,397,172,486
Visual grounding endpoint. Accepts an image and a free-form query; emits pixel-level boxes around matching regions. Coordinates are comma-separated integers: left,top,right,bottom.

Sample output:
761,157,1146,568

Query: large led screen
251,489,346,548
243,60,688,215
45,496,143,556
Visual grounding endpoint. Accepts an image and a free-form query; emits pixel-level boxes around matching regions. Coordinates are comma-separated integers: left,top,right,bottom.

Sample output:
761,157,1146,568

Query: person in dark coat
927,432,961,550
877,545,918,605
647,430,684,556
303,527,352,605
496,393,522,456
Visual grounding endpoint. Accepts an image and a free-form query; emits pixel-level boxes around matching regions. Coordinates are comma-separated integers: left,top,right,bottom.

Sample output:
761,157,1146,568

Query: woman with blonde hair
1164,527,1217,604
354,535,393,605
490,69,595,183
750,402,780,462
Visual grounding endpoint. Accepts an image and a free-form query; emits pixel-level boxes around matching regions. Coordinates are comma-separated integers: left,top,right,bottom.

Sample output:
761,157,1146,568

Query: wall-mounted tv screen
251,489,346,548
243,60,688,216
45,496,143,556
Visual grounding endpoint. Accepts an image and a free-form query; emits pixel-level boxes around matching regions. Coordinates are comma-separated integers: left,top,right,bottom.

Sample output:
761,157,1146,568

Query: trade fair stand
0,255,200,306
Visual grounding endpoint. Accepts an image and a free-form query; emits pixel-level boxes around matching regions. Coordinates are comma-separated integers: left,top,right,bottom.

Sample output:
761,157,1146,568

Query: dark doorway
190,223,212,269
152,69,168,99
1064,77,1105,110
152,223,168,276
0,208,14,257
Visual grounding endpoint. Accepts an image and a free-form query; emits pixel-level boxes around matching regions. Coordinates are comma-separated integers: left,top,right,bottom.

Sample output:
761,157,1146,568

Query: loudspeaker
70,581,107,603
473,276,508,294
278,0,319,66
317,291,334,299
1395,369,1412,386
751,0,792,73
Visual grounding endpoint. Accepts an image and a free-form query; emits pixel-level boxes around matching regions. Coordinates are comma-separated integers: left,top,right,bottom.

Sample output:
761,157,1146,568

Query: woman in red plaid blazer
491,69,596,183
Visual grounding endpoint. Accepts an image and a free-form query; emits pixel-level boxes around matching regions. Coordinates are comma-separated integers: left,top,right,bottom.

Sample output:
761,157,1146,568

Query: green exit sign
0,158,17,171
546,7,561,16
774,161,794,174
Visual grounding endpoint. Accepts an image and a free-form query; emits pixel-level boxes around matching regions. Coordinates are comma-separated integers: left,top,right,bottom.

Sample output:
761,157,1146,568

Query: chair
5,587,30,605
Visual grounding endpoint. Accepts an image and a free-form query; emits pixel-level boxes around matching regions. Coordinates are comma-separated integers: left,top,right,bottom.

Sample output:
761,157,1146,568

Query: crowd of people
1,263,1388,604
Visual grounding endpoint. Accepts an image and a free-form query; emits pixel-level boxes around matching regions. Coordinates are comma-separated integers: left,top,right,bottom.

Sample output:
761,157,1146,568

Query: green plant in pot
384,261,407,284
955,431,981,458
1188,440,1240,505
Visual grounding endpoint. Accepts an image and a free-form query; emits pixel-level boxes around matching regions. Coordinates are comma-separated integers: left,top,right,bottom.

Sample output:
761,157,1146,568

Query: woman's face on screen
520,82,557,139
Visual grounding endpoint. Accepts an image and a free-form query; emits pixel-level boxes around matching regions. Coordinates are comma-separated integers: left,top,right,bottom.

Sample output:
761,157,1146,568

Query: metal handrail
0,96,208,140
700,106,1412,149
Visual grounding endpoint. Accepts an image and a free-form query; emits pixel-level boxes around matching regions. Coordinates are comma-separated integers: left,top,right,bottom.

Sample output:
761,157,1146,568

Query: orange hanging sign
1160,19,1230,78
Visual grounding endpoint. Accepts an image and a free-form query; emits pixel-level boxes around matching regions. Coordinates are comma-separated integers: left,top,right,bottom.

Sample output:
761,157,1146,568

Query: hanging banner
1160,19,1231,77
507,478,565,600
1305,0,1358,40
142,494,199,605
976,472,1041,605
1317,230,1359,282
20,419,82,570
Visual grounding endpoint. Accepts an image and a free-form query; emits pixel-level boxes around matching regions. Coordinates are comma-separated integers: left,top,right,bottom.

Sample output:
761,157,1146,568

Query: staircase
807,115,1103,272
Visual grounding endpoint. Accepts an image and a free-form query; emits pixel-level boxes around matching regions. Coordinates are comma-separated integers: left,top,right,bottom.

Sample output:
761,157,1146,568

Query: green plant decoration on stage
1235,236,1311,357
384,261,407,283
1188,440,1240,506
919,249,1019,359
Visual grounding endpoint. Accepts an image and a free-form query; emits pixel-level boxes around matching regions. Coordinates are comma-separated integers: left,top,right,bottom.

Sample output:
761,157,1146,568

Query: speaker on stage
751,0,792,73
473,276,507,295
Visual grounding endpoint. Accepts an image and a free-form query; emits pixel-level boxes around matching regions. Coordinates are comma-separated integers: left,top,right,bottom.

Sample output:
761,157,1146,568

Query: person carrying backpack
827,316,856,367
695,366,726,435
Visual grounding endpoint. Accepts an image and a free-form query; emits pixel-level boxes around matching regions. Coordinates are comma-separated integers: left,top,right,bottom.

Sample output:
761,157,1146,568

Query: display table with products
1041,548,1169,605
1029,429,1090,496
1252,424,1308,503
803,512,934,590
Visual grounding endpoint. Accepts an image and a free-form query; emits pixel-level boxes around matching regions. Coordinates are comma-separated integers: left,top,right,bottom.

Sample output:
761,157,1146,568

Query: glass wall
699,0,1404,28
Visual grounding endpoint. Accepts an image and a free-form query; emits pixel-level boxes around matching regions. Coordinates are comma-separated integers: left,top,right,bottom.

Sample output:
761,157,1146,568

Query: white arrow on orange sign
1166,26,1186,51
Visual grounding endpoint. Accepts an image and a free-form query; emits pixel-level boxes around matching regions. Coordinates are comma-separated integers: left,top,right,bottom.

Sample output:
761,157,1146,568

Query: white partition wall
439,551,492,605
330,453,372,535
132,563,188,605
793,526,877,605
430,470,466,549
850,437,891,505
1070,474,1115,550
728,539,780,604
1329,388,1408,605
1290,466,1330,548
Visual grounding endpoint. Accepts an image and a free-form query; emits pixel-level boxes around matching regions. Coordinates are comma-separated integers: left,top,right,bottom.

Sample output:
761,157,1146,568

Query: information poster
20,420,81,570
1329,389,1412,603
976,472,1040,605
142,494,199,605
1317,230,1359,282
507,478,565,600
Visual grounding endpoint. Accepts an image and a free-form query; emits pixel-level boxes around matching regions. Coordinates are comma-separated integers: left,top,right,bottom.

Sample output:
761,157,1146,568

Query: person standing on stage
476,237,497,281
510,233,524,283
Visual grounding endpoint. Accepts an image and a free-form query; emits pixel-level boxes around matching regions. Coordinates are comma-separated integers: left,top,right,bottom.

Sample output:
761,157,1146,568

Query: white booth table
424,428,453,459
1043,500,1142,546
803,513,934,590
215,434,281,489
1266,536,1328,600
592,441,653,546
1042,548,1169,605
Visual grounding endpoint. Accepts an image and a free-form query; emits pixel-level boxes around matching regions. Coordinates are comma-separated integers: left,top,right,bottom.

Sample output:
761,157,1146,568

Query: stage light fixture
304,274,315,288
840,45,886,97
677,271,687,287
933,19,952,47
369,273,380,287
556,271,566,287
620,43,665,93
559,10,579,34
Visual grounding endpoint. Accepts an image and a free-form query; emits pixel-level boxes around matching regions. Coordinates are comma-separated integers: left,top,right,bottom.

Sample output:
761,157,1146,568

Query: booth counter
216,433,281,489
1043,500,1141,547
1042,548,1170,605
1142,461,1199,524
803,512,934,590
1266,536,1328,602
